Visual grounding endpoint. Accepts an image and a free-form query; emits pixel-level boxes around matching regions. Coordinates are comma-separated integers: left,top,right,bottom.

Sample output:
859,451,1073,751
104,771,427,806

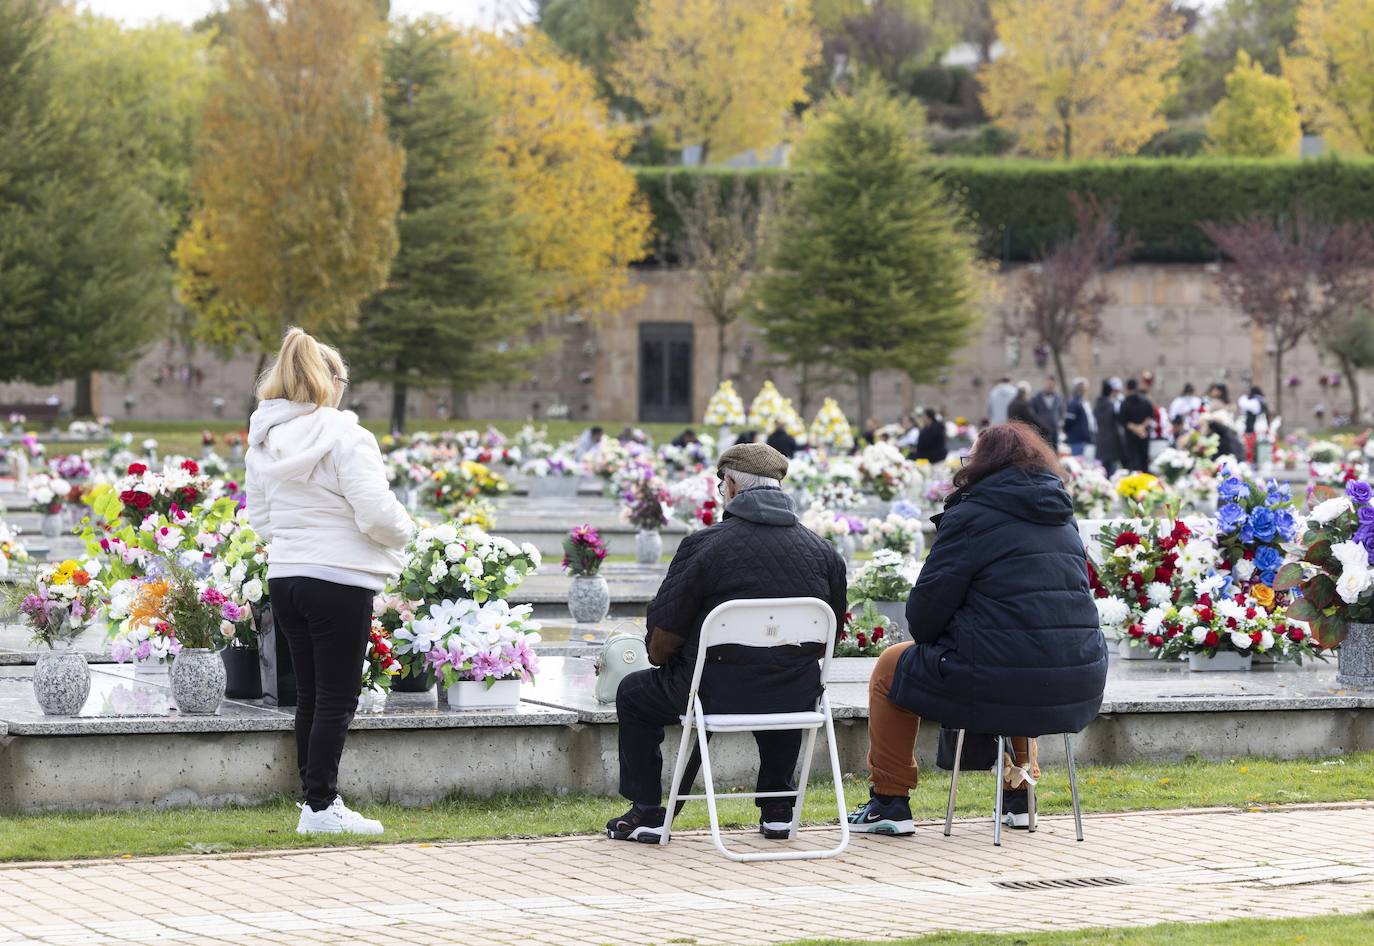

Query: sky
78,0,534,29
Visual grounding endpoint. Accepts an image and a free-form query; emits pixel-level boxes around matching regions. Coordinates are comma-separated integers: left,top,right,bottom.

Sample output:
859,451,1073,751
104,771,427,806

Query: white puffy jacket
245,400,414,590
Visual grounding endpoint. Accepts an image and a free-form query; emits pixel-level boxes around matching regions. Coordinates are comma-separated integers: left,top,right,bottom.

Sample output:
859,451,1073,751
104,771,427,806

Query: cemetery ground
1,752,1369,862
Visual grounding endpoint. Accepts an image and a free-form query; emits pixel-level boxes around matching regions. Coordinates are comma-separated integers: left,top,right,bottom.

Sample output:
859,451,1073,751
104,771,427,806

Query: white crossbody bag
594,631,650,704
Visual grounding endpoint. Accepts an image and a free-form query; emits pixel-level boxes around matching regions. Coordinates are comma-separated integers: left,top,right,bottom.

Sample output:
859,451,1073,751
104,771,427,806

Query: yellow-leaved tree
612,0,821,165
981,0,1184,159
454,28,652,315
1208,51,1301,158
1284,0,1374,154
175,0,403,359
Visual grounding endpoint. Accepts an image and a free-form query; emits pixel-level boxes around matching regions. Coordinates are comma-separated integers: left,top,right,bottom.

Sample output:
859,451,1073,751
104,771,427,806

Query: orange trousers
868,641,1040,796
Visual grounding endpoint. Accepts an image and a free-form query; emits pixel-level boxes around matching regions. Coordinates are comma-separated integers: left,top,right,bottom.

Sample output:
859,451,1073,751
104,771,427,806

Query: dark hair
952,422,1065,494
923,407,938,422
1126,378,1139,392
1183,382,1195,394
590,426,604,436
1249,385,1263,397
1099,378,1114,398
1211,382,1230,403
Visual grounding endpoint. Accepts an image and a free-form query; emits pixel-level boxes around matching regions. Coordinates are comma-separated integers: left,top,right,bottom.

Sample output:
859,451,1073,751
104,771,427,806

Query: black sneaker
606,805,666,842
1001,788,1035,829
847,790,915,836
759,801,794,839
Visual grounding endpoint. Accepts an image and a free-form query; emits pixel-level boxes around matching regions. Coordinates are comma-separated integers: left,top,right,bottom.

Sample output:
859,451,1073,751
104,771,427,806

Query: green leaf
1274,562,1305,592
1307,574,1340,610
1313,615,1349,649
1305,539,1333,567
1309,484,1339,506
1285,597,1320,623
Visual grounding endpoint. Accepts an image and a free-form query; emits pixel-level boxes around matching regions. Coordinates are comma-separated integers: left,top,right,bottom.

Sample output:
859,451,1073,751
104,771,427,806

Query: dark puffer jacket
889,466,1107,736
644,486,848,714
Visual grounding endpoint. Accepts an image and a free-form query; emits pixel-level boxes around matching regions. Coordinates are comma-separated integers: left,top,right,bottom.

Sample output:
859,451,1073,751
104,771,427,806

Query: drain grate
994,876,1129,891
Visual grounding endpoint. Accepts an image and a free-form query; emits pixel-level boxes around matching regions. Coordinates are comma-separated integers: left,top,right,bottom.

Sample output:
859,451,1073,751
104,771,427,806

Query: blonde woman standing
246,328,414,835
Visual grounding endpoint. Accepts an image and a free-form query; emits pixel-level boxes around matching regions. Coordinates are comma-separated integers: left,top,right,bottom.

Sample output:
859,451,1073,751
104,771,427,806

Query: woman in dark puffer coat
848,423,1107,836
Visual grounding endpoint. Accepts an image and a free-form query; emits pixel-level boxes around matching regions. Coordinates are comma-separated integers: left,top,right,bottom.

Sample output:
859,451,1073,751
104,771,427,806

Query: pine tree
348,19,541,434
0,0,169,402
752,82,981,422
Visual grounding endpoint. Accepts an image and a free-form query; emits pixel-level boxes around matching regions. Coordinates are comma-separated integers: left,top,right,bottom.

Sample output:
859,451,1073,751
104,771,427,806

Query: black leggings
268,577,374,811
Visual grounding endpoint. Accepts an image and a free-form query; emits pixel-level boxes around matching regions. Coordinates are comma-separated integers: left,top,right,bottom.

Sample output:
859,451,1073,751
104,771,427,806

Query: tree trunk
798,364,811,418
74,374,94,418
1050,345,1069,404
715,319,728,388
1339,353,1362,425
390,381,408,436
1273,346,1285,420
855,371,872,428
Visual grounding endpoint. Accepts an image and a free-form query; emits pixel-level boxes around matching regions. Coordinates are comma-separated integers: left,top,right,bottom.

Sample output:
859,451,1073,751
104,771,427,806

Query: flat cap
717,442,789,482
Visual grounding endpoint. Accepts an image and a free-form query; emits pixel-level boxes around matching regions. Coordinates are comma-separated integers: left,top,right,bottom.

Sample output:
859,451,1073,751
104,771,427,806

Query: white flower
229,562,247,586
1311,496,1353,525
1259,630,1275,652
1196,573,1229,598
1233,559,1256,582
433,524,458,544
1146,582,1172,607
464,556,483,575
1140,608,1166,634
1191,625,1209,644
1229,630,1252,650
1217,598,1246,622
1336,568,1373,605
1177,606,1198,625
1094,596,1129,629
242,578,264,604
428,559,448,584
444,543,465,562
1331,541,1370,577
429,598,478,628
220,621,236,639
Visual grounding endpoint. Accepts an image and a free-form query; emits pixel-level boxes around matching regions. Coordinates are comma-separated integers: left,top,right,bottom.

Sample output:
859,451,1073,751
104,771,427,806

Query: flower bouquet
359,621,403,712
397,523,541,605
48,454,92,483
668,472,720,531
809,398,855,453
99,460,212,526
1062,457,1115,520
849,549,920,603
856,443,915,501
1155,587,1286,670
27,472,70,517
835,600,893,657
1114,471,1171,518
746,380,787,431
704,380,746,428
801,503,858,552
418,599,541,708
0,519,28,580
1213,472,1297,606
1089,519,1205,657
1275,480,1374,651
563,524,610,623
863,511,925,558
5,559,104,648
1151,448,1195,486
619,466,672,532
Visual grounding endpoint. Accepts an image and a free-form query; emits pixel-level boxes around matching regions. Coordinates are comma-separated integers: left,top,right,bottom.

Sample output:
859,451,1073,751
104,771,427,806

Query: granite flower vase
569,574,610,624
33,647,90,716
40,513,63,538
172,648,227,714
1337,622,1374,690
635,529,662,566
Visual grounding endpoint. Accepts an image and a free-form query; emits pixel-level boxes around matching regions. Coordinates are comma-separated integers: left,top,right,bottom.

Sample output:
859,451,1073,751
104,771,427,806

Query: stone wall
0,264,1361,430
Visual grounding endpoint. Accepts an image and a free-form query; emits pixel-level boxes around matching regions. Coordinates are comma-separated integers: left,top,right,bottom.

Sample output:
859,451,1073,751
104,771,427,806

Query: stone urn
635,529,663,565
32,645,90,716
172,648,227,714
41,513,63,538
569,574,610,624
1337,622,1374,689
870,600,910,643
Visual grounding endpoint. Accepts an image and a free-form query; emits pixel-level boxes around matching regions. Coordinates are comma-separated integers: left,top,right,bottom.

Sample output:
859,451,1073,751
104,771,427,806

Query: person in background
847,423,1106,835
986,376,1017,427
765,421,798,459
1238,385,1269,434
1093,378,1125,475
1063,378,1095,456
896,414,921,451
1169,383,1202,428
1206,382,1231,413
246,328,414,836
914,408,948,463
861,416,881,445
1030,376,1064,447
573,426,604,460
1008,382,1053,448
1119,378,1155,472
671,428,699,449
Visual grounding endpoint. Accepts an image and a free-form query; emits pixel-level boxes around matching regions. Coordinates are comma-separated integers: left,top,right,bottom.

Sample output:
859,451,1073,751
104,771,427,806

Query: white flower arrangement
808,398,854,453
703,380,746,427
397,523,541,605
863,512,924,557
746,380,788,431
856,443,916,501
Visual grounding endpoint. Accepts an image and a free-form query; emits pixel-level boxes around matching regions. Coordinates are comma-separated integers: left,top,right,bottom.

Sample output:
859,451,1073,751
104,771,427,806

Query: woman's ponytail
255,327,349,407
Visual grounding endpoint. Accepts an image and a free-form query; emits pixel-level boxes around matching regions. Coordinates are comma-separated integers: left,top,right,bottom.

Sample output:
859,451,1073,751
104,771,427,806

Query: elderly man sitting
607,443,848,842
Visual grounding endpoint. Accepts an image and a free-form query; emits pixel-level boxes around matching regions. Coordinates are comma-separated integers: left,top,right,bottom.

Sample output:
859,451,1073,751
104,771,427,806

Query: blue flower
1259,570,1277,587
1273,509,1297,542
1249,506,1277,542
1217,502,1247,534
1254,545,1282,572
1217,478,1247,503
1348,480,1374,505
1265,479,1291,507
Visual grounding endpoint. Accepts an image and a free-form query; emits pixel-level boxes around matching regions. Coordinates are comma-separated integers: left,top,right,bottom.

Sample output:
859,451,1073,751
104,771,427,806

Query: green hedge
634,157,1374,264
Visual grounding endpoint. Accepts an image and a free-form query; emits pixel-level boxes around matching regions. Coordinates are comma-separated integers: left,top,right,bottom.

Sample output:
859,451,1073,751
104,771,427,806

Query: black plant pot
391,667,436,693
222,646,264,700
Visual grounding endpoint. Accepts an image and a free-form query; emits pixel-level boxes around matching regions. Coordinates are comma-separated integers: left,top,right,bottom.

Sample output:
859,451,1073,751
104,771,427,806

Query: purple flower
134,639,152,661
1273,509,1298,541
1359,505,1374,528
1347,480,1373,505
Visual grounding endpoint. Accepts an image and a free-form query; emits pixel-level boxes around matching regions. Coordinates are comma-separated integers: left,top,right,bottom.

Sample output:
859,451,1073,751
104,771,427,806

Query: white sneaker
296,797,384,836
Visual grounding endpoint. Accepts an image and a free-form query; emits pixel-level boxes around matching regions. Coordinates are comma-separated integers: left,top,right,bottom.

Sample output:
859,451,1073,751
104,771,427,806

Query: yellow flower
1251,585,1274,608
50,560,80,586
1116,472,1162,500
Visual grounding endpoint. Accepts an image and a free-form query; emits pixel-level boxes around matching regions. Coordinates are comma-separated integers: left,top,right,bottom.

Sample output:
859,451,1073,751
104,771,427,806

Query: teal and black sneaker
847,790,915,836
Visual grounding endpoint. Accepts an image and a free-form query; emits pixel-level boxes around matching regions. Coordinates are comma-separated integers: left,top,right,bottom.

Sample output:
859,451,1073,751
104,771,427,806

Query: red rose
127,463,147,476
844,612,854,624
1198,593,1212,607
1204,631,1220,647
1226,617,1238,629
872,626,884,640
180,459,200,475
1250,631,1263,644
1128,623,1145,639
1115,531,1141,548
856,632,868,648
120,490,152,510
179,486,199,504
1245,607,1257,620
1288,627,1306,642
1148,634,1164,648
1196,606,1214,623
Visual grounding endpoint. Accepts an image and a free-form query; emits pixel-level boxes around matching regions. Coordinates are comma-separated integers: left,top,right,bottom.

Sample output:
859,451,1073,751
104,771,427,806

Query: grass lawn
110,418,688,459
783,913,1374,946
1,752,1368,863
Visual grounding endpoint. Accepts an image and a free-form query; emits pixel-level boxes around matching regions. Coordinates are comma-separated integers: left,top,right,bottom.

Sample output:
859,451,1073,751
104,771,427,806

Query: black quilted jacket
889,466,1107,736
644,487,848,714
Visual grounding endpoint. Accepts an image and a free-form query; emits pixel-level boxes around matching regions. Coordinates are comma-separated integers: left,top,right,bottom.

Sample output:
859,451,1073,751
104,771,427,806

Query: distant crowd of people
985,375,1271,474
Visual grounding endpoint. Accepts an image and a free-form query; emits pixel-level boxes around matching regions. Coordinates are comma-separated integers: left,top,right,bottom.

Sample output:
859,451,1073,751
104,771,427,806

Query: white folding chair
660,596,850,862
942,730,1085,846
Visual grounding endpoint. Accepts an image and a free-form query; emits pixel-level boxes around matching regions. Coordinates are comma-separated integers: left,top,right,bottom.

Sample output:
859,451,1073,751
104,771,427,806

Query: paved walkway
2,805,1374,945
